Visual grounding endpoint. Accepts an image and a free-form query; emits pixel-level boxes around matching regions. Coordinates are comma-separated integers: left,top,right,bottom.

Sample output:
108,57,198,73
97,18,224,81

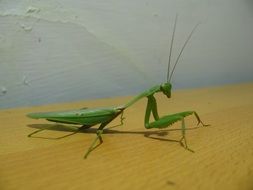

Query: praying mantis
27,15,209,158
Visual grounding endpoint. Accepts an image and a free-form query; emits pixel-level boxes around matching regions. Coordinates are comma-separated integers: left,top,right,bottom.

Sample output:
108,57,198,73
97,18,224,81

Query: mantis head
160,83,172,98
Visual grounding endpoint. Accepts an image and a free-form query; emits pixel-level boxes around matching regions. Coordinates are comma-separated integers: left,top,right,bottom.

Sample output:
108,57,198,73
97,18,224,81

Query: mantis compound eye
161,83,172,98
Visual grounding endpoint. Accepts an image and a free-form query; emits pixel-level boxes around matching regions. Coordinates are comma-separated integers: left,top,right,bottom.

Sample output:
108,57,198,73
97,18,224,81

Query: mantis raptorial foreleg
144,95,208,150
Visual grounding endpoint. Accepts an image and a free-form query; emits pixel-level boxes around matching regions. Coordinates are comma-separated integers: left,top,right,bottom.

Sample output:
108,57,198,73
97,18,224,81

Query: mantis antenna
168,21,201,82
167,14,178,82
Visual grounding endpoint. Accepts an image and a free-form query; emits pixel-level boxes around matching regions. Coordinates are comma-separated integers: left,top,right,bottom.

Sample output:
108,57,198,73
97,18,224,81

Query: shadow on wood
27,123,200,146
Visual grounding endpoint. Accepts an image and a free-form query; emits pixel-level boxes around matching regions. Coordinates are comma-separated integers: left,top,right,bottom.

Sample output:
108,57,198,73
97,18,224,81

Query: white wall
0,0,253,109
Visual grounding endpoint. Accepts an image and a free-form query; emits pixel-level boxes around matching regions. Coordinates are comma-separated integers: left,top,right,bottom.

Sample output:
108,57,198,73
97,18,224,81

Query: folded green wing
27,107,120,125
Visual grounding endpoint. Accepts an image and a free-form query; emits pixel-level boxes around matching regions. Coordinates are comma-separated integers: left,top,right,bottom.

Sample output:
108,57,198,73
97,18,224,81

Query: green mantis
27,15,209,158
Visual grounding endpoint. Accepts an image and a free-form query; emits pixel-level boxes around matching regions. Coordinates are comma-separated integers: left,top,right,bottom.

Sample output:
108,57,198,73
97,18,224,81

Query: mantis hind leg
83,129,104,159
84,111,125,159
83,122,109,159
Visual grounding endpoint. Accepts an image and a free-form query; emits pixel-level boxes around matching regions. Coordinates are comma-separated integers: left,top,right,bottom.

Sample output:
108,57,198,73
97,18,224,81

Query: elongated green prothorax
124,83,172,108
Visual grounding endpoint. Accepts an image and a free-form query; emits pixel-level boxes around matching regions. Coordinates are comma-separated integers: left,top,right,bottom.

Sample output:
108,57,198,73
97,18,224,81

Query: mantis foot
179,136,195,153
84,130,104,159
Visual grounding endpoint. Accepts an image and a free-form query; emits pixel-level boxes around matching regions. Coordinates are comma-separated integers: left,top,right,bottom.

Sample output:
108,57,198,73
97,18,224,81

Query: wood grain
1,83,253,190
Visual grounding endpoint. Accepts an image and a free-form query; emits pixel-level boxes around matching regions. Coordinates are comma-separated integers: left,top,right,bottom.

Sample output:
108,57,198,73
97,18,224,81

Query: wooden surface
1,83,253,190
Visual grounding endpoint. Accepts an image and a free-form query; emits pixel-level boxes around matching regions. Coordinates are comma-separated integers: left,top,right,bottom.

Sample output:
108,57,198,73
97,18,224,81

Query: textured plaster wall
0,0,253,109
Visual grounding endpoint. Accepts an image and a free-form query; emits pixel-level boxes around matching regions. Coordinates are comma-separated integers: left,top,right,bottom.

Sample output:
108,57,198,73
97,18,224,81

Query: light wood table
1,83,253,190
